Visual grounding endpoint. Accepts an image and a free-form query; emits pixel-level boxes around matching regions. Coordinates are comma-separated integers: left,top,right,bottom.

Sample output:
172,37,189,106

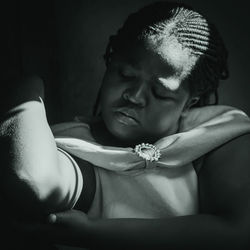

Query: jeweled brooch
134,143,161,162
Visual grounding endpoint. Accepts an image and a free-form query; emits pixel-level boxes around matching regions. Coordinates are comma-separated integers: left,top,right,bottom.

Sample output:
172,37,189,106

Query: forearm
88,214,248,250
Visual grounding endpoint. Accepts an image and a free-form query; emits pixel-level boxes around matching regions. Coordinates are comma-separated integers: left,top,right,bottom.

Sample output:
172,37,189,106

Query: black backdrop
3,0,250,124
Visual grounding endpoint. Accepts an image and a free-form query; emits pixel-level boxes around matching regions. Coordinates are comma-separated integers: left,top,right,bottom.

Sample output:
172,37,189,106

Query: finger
47,213,57,224
47,210,74,225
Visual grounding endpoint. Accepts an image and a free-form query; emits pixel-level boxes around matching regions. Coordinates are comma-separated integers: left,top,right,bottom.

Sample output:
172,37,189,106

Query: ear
184,96,200,110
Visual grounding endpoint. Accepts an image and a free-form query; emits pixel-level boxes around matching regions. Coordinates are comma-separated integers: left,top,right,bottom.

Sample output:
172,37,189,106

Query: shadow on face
98,40,198,146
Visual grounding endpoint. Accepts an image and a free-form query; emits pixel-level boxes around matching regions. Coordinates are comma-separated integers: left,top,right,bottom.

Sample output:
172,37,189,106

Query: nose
122,81,147,107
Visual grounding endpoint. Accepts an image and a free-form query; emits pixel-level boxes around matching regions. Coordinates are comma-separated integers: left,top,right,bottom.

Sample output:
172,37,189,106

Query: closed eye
152,86,175,100
152,89,170,100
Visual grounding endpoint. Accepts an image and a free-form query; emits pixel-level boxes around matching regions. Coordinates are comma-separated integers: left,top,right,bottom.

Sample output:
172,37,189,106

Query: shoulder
198,132,250,216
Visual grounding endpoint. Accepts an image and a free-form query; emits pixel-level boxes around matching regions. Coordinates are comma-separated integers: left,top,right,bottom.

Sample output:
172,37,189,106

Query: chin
111,125,138,142
106,123,141,147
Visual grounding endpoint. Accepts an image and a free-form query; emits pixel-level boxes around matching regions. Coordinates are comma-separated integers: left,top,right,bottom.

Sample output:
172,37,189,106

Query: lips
114,108,140,125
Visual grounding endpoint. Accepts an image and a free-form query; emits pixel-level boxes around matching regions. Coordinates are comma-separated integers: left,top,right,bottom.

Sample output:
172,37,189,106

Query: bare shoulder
198,133,250,218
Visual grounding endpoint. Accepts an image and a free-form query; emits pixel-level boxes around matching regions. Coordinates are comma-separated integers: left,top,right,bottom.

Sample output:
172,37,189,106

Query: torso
72,154,205,216
66,118,203,216
55,117,250,218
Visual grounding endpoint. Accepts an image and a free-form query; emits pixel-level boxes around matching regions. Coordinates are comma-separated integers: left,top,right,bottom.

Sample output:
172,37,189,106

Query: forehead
111,39,196,92
113,38,197,79
149,36,198,77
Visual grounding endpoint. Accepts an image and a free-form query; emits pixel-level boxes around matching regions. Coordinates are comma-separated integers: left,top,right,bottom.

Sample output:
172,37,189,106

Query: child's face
100,40,194,145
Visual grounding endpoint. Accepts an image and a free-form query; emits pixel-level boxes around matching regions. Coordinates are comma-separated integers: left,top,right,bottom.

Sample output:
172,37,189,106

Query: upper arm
2,146,83,220
198,133,250,223
1,94,82,217
47,148,84,211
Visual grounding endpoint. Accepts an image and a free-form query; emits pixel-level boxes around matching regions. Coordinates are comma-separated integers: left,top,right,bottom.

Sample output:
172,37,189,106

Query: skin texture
98,41,198,146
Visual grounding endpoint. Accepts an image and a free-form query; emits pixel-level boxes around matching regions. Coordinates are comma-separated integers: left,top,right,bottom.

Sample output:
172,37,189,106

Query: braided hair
94,1,229,115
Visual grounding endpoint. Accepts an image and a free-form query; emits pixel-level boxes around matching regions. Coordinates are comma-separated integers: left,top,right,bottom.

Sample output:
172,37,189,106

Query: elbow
18,167,66,212
2,170,45,220
2,167,61,220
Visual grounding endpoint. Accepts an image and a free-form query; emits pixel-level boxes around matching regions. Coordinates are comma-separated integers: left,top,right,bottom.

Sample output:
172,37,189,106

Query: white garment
51,105,250,218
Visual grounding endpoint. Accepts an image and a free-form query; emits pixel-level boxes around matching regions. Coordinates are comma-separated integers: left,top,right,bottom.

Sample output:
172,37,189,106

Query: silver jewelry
134,143,161,162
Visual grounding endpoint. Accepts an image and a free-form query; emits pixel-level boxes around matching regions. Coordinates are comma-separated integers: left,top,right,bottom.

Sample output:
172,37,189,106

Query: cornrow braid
94,1,229,115
168,6,228,106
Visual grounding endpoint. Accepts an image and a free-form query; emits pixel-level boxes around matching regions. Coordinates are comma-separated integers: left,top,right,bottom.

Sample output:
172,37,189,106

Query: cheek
101,78,123,104
145,102,185,133
100,80,129,116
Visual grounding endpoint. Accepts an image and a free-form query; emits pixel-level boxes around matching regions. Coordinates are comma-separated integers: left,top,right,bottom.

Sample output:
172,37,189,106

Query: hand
6,209,92,248
46,209,93,247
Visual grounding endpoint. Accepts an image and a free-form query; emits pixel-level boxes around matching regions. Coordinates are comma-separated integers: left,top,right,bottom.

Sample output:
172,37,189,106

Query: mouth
114,109,140,125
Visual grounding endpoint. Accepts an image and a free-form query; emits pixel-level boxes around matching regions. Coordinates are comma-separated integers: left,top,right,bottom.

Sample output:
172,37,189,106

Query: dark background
3,0,250,124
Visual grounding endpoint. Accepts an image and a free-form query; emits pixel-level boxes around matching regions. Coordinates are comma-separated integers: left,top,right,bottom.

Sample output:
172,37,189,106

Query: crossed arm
1,76,250,249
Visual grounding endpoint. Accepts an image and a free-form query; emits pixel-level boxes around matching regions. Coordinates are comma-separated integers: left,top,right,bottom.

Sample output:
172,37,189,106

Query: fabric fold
54,105,250,172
